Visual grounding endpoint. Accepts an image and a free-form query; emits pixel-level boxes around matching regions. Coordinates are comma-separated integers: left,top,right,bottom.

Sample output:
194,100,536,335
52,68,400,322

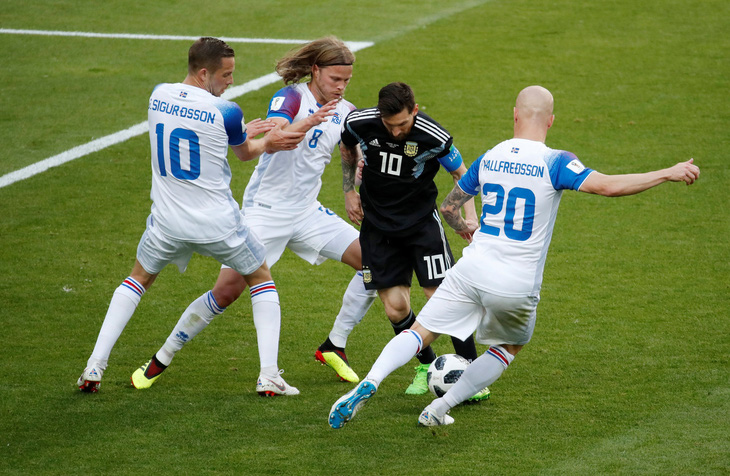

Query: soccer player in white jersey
127,36,378,395
329,85,700,428
76,37,311,393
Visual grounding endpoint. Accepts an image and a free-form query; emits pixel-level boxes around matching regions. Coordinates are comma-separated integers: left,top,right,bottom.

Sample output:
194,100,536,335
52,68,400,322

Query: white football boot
256,369,300,396
418,404,455,426
77,365,104,393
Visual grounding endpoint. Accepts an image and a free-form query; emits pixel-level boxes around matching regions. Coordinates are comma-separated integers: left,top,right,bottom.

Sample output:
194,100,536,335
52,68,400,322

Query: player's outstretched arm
580,158,700,197
440,185,478,239
341,142,363,225
231,124,305,162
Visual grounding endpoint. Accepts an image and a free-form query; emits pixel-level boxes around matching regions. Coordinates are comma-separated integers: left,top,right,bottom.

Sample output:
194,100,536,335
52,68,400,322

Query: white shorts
241,201,358,268
416,269,540,346
136,215,266,276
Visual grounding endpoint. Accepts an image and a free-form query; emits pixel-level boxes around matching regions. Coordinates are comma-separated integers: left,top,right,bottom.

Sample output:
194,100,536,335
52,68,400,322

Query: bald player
328,85,700,429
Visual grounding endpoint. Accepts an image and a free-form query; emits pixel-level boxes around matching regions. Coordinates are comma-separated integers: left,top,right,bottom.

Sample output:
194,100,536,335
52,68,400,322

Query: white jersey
147,83,247,243
454,138,594,297
242,83,355,212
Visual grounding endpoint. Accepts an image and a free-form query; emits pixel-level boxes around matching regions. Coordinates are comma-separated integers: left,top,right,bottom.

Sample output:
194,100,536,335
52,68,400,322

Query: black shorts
360,210,455,290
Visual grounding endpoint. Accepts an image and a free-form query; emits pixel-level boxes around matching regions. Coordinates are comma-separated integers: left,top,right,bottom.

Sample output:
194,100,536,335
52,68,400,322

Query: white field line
0,29,374,51
0,30,373,189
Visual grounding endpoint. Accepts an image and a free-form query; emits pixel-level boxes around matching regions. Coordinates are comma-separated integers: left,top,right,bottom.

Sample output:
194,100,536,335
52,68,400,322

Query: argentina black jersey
342,108,454,232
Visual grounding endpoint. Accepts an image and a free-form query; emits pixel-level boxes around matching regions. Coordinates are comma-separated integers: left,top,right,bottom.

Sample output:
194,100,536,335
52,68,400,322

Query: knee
341,240,362,270
501,344,523,356
212,279,246,308
383,301,411,323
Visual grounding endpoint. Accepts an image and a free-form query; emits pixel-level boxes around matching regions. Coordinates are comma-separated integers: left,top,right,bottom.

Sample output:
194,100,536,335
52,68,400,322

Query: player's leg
236,208,300,393
316,238,376,383
422,289,488,404
329,277,480,428
131,267,245,389
79,260,157,392
402,214,458,395
422,285,478,363
420,292,537,426
281,205,376,383
130,223,268,390
420,344,519,427
244,264,299,397
357,219,438,371
329,321,439,429
79,220,176,393
376,286,436,394
163,267,245,363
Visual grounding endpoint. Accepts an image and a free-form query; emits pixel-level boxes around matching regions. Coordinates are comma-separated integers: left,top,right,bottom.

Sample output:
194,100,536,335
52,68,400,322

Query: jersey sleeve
215,100,247,146
266,86,302,123
340,111,359,147
437,144,463,172
457,153,485,196
546,150,594,191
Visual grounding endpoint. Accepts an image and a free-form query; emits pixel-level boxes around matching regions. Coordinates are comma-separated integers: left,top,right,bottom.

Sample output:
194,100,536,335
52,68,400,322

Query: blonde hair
275,36,355,84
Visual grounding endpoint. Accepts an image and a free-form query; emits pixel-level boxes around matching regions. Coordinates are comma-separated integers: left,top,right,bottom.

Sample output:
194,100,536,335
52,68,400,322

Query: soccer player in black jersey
331,82,486,398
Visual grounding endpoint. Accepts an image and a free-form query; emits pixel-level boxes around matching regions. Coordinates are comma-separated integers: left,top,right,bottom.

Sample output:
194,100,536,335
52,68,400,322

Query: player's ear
198,67,209,82
412,104,419,116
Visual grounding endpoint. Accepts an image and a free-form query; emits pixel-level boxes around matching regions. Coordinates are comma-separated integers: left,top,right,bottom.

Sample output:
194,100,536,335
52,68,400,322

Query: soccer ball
427,354,469,397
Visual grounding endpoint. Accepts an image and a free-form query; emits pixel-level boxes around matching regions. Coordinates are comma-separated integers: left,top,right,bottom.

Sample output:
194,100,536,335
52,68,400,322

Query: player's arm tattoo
341,143,360,193
441,187,473,232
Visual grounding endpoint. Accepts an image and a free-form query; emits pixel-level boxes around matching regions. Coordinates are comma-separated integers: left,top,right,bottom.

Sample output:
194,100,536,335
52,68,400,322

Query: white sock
328,271,377,348
250,281,281,373
365,329,423,385
88,277,145,369
432,345,515,415
156,291,225,366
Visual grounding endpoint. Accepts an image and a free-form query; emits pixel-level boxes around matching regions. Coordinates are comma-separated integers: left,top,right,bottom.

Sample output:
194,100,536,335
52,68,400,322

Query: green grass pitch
1,0,728,474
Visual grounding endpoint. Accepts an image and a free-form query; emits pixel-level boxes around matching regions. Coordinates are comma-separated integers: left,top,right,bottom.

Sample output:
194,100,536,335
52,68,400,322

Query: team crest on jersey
332,112,341,125
404,141,418,157
362,267,372,284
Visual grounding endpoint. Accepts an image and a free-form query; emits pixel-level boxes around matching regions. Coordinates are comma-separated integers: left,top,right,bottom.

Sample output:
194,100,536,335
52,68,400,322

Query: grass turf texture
1,0,729,474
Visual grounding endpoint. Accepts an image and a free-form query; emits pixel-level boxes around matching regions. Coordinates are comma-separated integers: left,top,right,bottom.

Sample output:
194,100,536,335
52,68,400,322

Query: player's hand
668,158,700,185
264,124,305,153
345,190,364,226
305,99,338,129
456,219,478,243
245,118,276,137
